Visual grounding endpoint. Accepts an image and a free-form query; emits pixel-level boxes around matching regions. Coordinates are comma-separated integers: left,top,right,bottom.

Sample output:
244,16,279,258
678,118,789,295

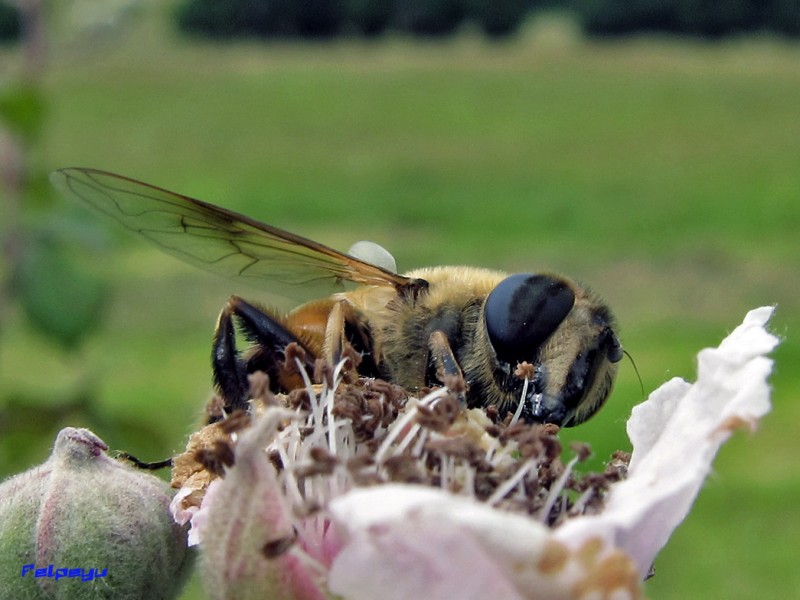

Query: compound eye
485,274,575,363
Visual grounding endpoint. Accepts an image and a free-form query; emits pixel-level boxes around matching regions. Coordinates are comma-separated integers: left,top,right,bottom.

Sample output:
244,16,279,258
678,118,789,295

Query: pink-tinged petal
170,486,198,527
555,307,779,578
330,518,524,600
295,517,343,570
185,479,222,546
200,409,329,600
329,486,531,600
328,485,642,600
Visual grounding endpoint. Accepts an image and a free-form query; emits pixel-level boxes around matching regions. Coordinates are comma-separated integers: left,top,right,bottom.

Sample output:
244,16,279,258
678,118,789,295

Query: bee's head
483,273,623,427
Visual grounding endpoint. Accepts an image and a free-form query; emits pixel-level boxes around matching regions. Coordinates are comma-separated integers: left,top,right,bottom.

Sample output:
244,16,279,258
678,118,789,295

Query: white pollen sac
348,240,397,273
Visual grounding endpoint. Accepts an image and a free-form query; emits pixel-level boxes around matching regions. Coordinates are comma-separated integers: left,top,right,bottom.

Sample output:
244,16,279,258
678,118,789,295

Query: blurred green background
1,2,798,599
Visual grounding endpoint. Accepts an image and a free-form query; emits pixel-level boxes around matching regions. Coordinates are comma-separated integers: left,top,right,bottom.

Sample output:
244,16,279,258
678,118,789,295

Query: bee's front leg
211,296,313,419
321,300,379,380
427,330,466,404
323,300,348,367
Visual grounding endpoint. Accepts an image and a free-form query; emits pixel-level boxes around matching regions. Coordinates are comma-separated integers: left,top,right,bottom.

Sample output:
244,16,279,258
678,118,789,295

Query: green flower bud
0,427,193,599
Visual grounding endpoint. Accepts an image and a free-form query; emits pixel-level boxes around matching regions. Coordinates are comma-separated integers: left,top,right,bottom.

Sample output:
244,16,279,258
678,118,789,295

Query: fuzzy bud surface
0,427,193,599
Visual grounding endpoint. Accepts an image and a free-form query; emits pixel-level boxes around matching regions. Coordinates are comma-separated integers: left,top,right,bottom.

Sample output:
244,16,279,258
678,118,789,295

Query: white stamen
295,357,316,396
327,359,352,456
440,455,454,491
409,427,429,457
509,378,530,427
487,459,537,506
327,420,353,498
570,487,595,516
462,459,476,498
374,387,449,463
394,423,422,455
326,384,337,456
539,454,580,523
276,441,304,508
374,405,419,464
295,356,326,432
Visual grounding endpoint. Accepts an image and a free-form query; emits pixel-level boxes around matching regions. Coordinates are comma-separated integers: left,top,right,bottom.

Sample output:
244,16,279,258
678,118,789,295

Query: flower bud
0,427,193,599
196,410,331,600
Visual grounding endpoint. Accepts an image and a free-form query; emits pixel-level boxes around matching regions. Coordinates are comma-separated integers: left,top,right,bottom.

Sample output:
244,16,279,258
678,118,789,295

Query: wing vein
51,167,413,305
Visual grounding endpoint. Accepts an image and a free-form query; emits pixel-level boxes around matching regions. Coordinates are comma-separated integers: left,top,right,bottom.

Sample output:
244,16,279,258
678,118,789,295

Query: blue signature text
21,564,107,582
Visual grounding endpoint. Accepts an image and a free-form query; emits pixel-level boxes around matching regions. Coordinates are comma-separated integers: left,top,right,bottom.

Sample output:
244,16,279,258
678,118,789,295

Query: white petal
328,485,642,600
328,486,538,599
555,307,779,578
169,486,197,527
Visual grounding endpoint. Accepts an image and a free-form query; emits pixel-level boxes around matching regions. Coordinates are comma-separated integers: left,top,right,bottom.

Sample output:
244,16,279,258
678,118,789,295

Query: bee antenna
623,349,645,398
114,451,174,470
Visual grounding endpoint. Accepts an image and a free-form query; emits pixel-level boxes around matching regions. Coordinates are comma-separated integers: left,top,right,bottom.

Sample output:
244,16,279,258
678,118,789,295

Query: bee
51,168,622,427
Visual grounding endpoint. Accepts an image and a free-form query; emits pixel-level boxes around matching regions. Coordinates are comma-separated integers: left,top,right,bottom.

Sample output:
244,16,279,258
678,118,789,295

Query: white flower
552,306,777,579
184,307,778,600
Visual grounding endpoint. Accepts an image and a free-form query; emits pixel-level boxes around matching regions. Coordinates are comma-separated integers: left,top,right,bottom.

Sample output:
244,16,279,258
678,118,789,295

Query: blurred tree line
174,0,800,40
175,0,532,38
2,0,799,43
0,1,20,42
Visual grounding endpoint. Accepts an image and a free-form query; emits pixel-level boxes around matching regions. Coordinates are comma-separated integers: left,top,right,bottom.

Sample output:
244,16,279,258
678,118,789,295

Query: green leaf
0,83,46,142
16,232,109,349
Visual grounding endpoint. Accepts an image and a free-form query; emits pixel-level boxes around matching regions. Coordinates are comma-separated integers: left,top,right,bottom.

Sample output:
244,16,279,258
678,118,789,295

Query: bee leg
323,300,379,379
428,331,467,404
323,300,348,366
212,299,249,414
212,296,313,415
323,301,361,381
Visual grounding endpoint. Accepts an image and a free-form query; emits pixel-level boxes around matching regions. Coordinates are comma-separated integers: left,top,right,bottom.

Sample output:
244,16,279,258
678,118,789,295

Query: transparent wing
50,168,413,303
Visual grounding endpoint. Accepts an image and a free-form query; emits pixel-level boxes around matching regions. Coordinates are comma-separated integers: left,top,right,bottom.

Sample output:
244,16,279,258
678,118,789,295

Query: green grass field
1,10,798,600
